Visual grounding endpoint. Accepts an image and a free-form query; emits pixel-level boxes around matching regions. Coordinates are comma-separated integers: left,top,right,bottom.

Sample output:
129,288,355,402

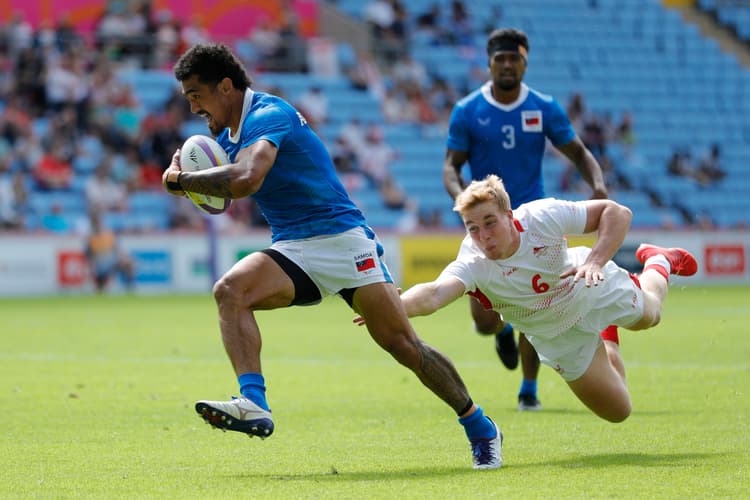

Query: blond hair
453,175,512,216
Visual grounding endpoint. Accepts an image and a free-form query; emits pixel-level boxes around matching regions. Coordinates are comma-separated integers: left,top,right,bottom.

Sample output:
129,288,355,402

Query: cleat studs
226,419,232,425
211,411,217,416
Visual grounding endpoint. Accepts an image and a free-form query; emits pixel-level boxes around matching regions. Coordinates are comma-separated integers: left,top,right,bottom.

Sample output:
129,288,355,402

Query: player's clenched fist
163,149,185,196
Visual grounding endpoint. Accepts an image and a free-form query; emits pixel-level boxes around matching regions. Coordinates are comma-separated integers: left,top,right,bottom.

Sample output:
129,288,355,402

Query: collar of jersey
481,82,528,112
228,88,255,144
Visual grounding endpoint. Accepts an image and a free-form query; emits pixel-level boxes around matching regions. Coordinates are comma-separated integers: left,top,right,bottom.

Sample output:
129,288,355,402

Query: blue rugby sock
519,378,537,398
458,405,496,440
238,372,270,411
498,322,514,336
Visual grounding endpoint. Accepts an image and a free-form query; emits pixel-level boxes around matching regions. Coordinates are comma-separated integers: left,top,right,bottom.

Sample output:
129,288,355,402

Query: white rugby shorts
524,265,644,381
270,226,392,299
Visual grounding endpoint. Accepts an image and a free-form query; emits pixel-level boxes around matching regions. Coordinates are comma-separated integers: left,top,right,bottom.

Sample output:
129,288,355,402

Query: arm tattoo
180,169,236,198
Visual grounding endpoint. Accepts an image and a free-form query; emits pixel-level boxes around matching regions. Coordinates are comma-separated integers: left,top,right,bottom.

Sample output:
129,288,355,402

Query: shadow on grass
534,451,722,469
229,451,733,482
229,466,480,482
628,409,699,416
503,407,697,418
510,407,590,416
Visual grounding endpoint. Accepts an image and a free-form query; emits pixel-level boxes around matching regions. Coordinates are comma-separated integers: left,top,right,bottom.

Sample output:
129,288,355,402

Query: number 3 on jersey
501,124,515,149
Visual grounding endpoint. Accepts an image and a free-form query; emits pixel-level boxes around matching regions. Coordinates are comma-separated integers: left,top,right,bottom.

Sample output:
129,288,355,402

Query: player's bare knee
474,325,494,336
591,395,631,423
474,317,502,335
213,275,240,305
641,308,662,329
629,306,662,330
605,402,632,423
650,311,662,328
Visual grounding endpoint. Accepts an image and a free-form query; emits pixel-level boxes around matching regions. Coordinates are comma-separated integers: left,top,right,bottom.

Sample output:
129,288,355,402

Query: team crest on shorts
354,252,377,274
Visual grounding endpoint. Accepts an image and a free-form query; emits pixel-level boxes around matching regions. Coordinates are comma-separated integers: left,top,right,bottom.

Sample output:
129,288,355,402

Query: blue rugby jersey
217,90,366,242
447,82,575,208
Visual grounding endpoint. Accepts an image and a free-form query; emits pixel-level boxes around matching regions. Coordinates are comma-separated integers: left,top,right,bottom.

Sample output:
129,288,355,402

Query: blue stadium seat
28,191,88,216
117,70,177,113
129,191,172,214
181,119,209,139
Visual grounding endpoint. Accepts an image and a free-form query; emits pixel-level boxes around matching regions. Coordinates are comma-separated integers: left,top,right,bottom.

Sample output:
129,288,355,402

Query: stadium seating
14,0,749,233
699,0,750,42
117,69,179,113
330,0,750,230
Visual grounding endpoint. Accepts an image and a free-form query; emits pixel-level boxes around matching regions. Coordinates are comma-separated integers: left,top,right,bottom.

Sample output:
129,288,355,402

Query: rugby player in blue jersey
162,44,502,469
444,28,614,411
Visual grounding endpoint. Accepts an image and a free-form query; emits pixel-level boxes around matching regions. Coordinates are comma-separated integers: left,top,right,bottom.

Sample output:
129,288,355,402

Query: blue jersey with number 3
217,90,366,242
447,82,575,208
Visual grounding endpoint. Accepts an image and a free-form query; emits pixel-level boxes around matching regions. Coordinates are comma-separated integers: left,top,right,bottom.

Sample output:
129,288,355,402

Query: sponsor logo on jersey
533,245,549,256
478,116,491,126
521,110,543,132
501,266,518,276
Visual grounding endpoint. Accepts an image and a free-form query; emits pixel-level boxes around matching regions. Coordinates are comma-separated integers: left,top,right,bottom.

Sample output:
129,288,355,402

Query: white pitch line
0,352,749,372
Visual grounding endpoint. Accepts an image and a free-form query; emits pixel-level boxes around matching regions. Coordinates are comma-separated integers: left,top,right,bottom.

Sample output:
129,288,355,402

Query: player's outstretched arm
400,277,466,317
353,278,465,327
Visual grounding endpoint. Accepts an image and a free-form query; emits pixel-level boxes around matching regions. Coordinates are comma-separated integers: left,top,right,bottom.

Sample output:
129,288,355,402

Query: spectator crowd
0,0,736,238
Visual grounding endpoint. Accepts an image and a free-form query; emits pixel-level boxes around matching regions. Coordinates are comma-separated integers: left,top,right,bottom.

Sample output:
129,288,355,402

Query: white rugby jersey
440,198,623,339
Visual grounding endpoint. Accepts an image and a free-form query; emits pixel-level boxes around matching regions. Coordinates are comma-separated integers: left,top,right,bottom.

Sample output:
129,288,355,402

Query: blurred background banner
0,231,746,296
400,234,464,287
0,0,319,40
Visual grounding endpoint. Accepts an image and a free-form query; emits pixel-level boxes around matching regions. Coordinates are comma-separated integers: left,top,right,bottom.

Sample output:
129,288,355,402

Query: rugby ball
179,135,232,215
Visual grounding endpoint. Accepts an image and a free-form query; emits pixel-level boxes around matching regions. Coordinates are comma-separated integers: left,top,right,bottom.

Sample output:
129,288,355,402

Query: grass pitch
1,286,748,498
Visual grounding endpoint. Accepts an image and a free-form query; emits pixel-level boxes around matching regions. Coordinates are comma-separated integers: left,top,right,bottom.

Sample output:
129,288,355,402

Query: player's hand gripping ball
179,135,232,215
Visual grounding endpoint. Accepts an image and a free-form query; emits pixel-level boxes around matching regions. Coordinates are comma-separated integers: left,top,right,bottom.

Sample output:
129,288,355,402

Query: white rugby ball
179,135,232,215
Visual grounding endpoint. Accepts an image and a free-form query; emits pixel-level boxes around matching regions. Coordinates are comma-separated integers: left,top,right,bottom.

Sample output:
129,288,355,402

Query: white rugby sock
644,254,671,274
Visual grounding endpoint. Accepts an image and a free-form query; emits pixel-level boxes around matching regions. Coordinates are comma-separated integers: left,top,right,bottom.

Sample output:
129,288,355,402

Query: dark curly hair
486,28,529,57
173,43,252,89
